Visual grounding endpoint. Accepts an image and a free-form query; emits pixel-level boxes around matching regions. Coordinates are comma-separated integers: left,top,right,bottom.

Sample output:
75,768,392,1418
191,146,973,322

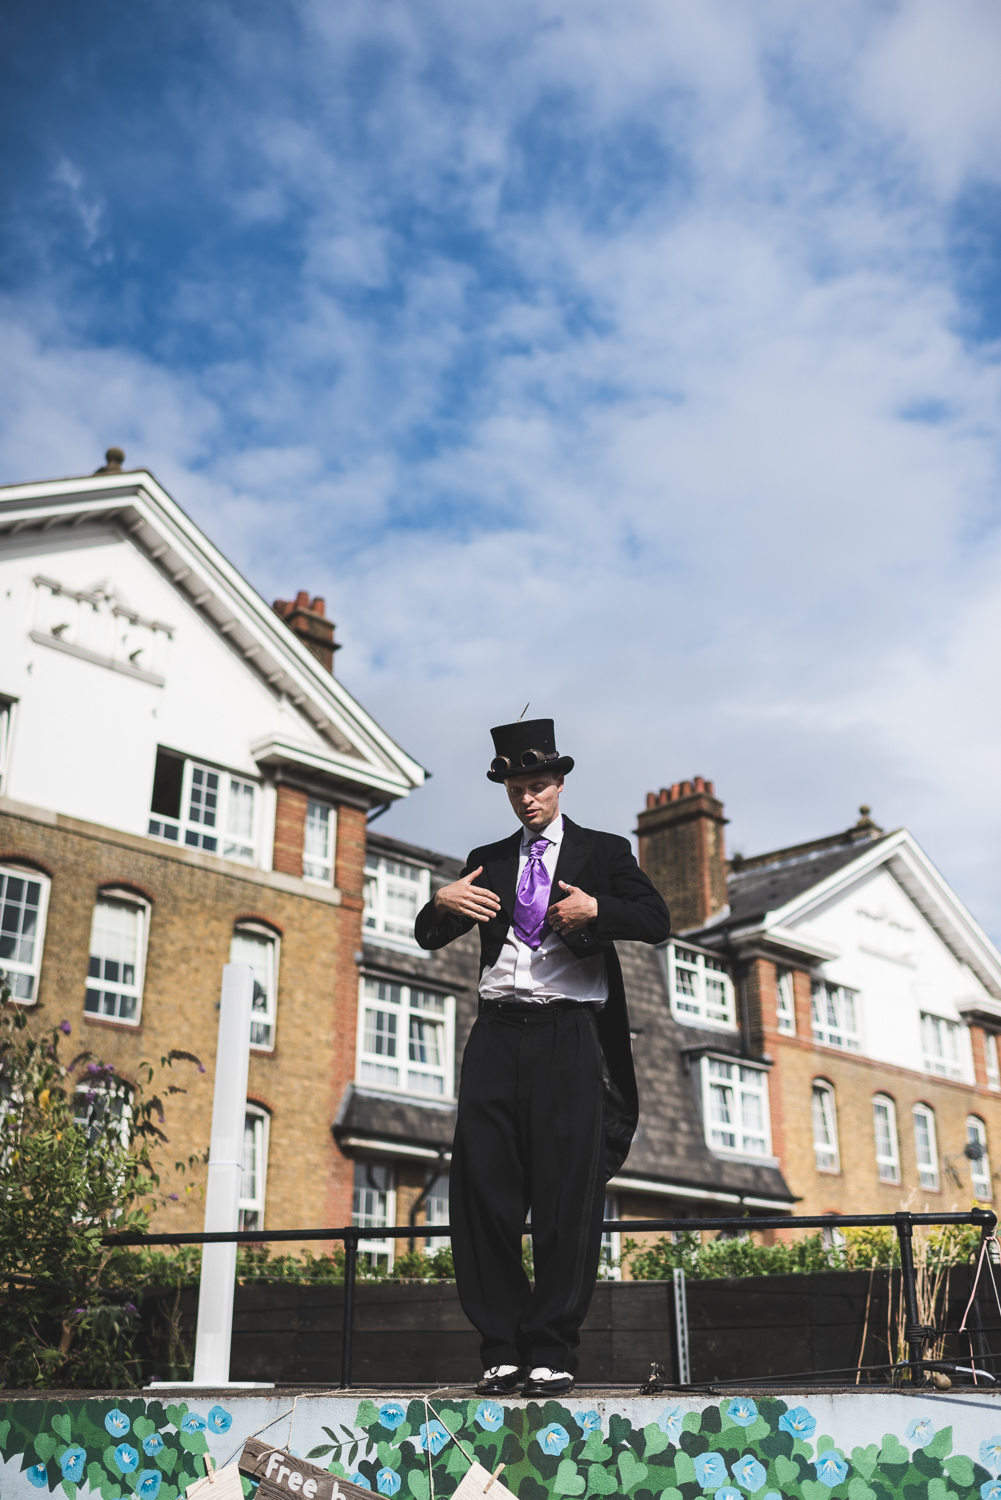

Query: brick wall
636,780,727,931
1,804,359,1253
272,785,307,878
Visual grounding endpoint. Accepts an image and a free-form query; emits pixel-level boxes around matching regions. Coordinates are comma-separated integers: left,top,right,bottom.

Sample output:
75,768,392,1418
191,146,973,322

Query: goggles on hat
489,749,559,776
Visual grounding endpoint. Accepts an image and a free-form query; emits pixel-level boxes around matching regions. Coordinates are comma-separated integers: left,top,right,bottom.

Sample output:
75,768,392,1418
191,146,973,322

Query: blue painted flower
114,1444,140,1475
695,1453,728,1489
575,1410,602,1435
142,1434,165,1457
26,1464,49,1488
658,1408,683,1442
376,1470,401,1496
207,1407,232,1435
732,1457,767,1493
764,1494,783,1500
981,1484,1001,1500
349,1475,371,1490
418,1422,451,1457
727,1399,758,1429
981,1441,1001,1474
105,1409,132,1437
379,1404,407,1431
715,1489,743,1500
476,1402,505,1432
814,1452,849,1489
60,1448,87,1483
907,1418,936,1448
137,1471,163,1500
181,1413,207,1434
779,1407,816,1440
537,1424,570,1457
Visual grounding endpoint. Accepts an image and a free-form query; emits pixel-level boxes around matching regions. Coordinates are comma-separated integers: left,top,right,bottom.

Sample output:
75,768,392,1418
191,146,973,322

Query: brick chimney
636,777,728,932
273,591,339,673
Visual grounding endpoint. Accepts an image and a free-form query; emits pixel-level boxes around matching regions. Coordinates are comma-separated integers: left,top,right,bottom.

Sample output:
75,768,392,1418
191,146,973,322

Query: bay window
357,977,455,1097
148,748,258,864
668,944,736,1028
701,1056,771,1157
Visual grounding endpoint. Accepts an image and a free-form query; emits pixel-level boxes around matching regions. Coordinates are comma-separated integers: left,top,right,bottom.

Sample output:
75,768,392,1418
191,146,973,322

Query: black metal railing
103,1207,998,1389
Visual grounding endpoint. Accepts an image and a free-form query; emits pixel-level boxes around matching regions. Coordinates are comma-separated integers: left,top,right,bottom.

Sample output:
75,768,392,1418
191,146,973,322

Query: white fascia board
338,1136,450,1162
725,923,841,962
0,473,426,798
607,1174,794,1209
763,828,1001,1000
251,732,418,798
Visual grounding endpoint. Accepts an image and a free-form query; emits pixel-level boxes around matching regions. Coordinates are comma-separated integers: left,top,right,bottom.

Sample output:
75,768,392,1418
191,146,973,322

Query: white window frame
986,1033,1001,1091
913,1103,940,1192
668,944,737,1030
812,1081,840,1173
0,863,51,1006
0,696,16,795
239,1105,270,1231
85,888,151,1026
600,1192,621,1279
921,1012,964,1081
700,1055,771,1158
74,1077,133,1151
148,754,260,865
357,976,456,1098
968,1116,992,1201
231,923,280,1051
352,1160,396,1269
811,980,861,1051
363,856,431,950
775,968,796,1035
872,1094,900,1184
303,798,337,885
423,1170,450,1253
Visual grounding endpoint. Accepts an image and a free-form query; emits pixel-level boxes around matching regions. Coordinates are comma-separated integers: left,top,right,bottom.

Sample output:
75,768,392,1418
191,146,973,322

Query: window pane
87,901,142,1023
231,930,276,1048
189,766,219,826
409,1015,443,1067
228,779,255,840
365,1008,397,1058
0,873,42,967
304,800,333,881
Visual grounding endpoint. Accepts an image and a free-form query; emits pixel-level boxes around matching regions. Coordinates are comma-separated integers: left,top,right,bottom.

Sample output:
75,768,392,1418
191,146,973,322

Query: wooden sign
239,1437,375,1500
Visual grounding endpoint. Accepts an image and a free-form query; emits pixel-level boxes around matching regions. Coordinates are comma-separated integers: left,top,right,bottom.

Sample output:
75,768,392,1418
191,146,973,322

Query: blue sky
2,0,1001,932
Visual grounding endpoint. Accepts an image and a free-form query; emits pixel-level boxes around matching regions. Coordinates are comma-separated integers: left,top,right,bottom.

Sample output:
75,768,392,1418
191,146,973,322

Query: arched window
872,1095,900,1183
86,887,151,1025
967,1116,992,1201
812,1082,840,1173
230,922,279,1050
239,1104,270,1231
0,863,51,1004
912,1104,939,1191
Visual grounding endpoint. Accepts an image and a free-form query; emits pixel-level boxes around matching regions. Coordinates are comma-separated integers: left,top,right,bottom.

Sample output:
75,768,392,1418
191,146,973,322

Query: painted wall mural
2,1393,1001,1500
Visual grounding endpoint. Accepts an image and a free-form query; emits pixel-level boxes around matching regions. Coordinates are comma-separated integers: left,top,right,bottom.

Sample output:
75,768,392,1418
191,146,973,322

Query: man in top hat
414,718,671,1397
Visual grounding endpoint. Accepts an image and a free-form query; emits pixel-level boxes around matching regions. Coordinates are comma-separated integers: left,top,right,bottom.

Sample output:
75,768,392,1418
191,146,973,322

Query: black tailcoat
414,815,671,1177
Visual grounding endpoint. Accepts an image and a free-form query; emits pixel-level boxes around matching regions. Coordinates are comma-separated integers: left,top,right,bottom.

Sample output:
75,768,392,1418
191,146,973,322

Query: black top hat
487,718,575,783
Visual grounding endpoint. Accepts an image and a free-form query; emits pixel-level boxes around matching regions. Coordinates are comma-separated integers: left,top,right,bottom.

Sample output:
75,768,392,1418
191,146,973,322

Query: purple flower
125,1303,138,1315
198,1064,206,1073
168,1193,179,1201
60,1021,72,1034
87,1063,100,1075
114,1444,139,1474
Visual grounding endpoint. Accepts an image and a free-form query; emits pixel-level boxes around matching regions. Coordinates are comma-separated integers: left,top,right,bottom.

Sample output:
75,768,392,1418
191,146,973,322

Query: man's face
504,771,563,832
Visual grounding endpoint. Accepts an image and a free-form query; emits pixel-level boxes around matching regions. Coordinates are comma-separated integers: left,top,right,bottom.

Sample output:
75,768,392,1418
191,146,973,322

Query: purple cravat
513,836,553,950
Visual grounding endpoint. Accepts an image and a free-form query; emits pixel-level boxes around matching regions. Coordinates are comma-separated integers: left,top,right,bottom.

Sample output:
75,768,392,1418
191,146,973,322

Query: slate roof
338,831,794,1210
725,831,889,926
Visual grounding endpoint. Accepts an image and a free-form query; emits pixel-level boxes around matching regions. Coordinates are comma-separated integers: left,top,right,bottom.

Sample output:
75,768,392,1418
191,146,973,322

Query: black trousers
449,1000,607,1374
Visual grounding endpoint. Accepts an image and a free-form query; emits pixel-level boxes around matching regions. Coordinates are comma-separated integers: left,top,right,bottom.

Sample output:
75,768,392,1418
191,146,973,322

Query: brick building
637,780,1001,1227
0,453,424,1242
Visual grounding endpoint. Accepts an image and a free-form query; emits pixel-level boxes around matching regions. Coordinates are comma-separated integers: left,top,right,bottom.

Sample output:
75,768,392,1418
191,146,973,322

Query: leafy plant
0,994,203,1388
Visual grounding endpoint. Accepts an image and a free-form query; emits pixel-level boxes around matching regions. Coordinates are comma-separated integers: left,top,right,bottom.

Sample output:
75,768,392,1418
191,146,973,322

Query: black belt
478,997,604,1023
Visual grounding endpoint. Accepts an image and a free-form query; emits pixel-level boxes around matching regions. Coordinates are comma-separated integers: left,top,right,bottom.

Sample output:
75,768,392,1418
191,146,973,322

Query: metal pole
895,1211,925,1382
340,1232,358,1389
673,1268,690,1385
968,1208,997,1368
192,963,254,1386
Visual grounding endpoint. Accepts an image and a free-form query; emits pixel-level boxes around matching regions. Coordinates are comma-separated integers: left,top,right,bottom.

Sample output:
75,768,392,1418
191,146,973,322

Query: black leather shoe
477,1365,528,1394
521,1368,575,1398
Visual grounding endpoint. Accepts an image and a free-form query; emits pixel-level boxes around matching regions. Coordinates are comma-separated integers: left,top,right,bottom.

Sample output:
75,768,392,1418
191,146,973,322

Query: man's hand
434,866,502,924
548,881,598,937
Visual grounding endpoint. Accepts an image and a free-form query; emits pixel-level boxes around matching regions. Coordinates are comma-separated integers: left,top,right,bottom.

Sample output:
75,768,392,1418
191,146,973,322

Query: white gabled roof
751,828,1001,1002
0,468,426,803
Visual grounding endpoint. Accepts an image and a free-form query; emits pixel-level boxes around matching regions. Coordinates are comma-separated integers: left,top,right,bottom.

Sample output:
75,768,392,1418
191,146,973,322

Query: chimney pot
670,783,680,800
273,590,340,673
681,780,693,797
646,792,657,810
706,780,714,796
311,596,326,617
694,775,705,793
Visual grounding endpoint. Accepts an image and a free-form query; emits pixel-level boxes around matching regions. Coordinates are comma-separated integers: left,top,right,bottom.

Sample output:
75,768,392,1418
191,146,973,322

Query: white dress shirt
478,814,610,1005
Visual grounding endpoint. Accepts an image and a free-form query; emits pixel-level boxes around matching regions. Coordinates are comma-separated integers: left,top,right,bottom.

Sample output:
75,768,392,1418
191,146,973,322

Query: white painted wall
0,525,332,850
790,864,993,1080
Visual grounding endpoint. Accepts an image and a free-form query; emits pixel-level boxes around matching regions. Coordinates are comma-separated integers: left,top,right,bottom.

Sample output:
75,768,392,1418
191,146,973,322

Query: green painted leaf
644,1427,671,1458
34,1433,57,1462
852,1448,880,1481
0,1419,10,1448
619,1451,649,1491
926,1431,953,1462
587,1464,618,1496
849,1480,876,1500
307,1448,334,1461
377,1446,402,1469
944,1457,974,1487
52,1415,73,1444
609,1416,633,1450
408,1468,430,1500
674,1453,697,1486
583,1433,613,1464
802,1482,833,1500
157,1449,178,1477
439,1411,464,1436
356,1403,380,1430
166,1408,188,1431
134,1420,156,1443
682,1414,702,1435
444,1447,467,1478
880,1438,910,1468
180,1433,208,1456
773,1456,800,1489
555,1460,586,1496
927,1478,957,1500
61,1479,77,1499
659,1490,684,1500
